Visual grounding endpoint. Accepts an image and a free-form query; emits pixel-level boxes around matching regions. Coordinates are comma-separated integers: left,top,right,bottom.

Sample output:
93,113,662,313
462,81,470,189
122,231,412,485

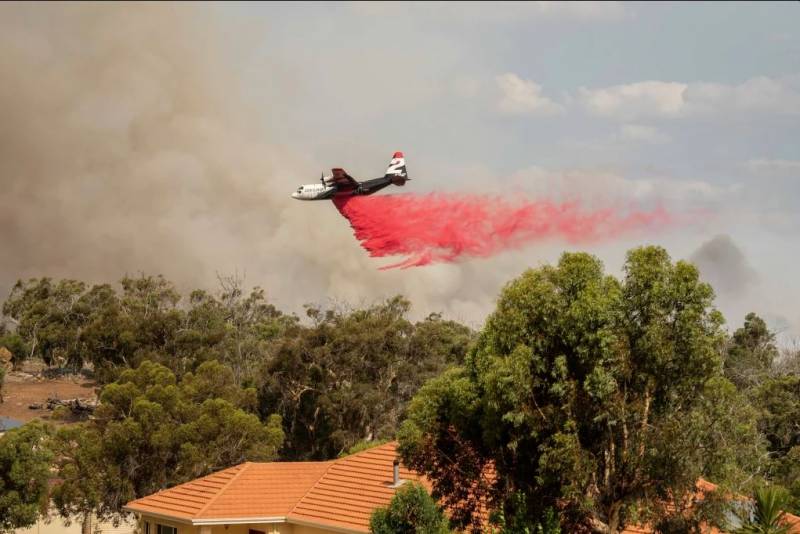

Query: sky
1,2,798,338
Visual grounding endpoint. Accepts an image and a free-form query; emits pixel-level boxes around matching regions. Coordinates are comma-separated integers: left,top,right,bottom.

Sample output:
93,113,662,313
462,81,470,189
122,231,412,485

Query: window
157,525,177,534
144,522,150,534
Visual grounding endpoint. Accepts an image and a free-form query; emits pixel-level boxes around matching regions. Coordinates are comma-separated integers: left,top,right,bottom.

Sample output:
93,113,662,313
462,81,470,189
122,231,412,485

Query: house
124,442,426,534
125,442,800,534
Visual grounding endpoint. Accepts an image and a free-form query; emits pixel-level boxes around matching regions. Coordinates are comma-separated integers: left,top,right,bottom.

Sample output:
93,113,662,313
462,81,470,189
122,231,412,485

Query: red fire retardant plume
333,194,672,269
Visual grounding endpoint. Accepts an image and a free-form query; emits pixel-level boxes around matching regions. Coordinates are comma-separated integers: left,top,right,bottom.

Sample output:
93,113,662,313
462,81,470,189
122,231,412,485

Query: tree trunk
81,511,92,534
607,501,623,534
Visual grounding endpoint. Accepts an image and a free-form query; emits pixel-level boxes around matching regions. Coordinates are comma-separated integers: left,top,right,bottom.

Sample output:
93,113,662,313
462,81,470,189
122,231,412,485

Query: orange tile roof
288,442,428,532
125,444,800,534
125,461,332,522
125,443,421,532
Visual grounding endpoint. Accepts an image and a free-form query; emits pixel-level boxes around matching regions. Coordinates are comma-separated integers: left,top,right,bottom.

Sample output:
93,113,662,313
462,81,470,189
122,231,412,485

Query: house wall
292,525,350,534
141,515,191,533
137,515,361,534
138,515,298,534
207,524,294,534
16,514,135,534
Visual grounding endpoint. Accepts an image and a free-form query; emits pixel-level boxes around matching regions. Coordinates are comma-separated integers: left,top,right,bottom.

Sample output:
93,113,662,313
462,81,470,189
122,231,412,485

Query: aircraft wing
332,168,359,187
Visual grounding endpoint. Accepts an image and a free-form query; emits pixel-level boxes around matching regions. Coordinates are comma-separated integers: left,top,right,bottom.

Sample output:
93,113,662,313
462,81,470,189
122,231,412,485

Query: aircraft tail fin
385,151,409,185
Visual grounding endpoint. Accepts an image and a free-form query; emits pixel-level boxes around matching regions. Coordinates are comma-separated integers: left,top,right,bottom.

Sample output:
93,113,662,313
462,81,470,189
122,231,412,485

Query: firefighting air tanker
292,152,409,200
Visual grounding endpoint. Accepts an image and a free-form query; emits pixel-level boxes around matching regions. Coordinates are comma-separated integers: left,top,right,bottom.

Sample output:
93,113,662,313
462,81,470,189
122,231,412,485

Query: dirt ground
1,361,97,424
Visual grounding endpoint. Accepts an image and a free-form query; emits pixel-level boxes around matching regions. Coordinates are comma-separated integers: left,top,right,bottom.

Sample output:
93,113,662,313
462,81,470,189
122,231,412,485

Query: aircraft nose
291,192,299,199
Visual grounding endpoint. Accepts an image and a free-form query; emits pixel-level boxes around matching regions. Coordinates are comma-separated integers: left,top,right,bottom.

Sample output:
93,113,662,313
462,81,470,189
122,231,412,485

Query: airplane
291,152,409,201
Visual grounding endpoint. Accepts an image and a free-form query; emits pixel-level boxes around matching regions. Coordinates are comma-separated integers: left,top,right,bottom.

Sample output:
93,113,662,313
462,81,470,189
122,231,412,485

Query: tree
2,278,88,368
751,375,800,513
0,421,54,533
51,359,284,522
1,274,294,384
183,275,296,386
399,247,749,533
488,494,561,534
725,313,779,389
370,482,452,534
753,375,800,459
771,447,800,514
0,332,28,370
0,276,183,376
732,486,793,534
258,297,474,460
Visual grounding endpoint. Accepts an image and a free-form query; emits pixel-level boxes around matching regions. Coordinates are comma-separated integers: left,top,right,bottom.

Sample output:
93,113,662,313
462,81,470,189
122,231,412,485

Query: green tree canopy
370,482,452,534
0,421,54,533
1,275,294,383
752,375,800,513
725,313,779,389
51,359,284,521
258,296,474,460
398,247,760,533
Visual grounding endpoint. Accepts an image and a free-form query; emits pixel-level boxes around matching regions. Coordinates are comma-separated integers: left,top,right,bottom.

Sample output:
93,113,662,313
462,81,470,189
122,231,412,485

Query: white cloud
579,76,800,120
685,76,800,115
579,81,687,119
620,124,670,144
746,158,800,175
506,166,734,208
496,73,563,116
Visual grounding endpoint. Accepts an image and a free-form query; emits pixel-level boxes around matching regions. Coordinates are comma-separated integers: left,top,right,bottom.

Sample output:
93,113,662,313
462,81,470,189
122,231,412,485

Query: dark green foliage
50,360,284,520
725,313,779,389
258,297,474,460
0,333,27,369
751,375,800,513
370,482,452,534
771,447,800,515
0,421,54,533
489,494,561,534
752,375,800,458
1,275,294,383
399,247,760,533
2,278,88,368
1,274,475,465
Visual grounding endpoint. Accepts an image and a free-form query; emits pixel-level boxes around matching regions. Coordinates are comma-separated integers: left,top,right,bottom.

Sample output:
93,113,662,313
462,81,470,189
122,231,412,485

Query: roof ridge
194,462,251,518
287,458,339,517
335,440,399,461
288,441,399,520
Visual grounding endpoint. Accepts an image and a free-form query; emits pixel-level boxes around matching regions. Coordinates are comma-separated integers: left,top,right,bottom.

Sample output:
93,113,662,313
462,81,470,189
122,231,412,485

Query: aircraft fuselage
291,152,409,201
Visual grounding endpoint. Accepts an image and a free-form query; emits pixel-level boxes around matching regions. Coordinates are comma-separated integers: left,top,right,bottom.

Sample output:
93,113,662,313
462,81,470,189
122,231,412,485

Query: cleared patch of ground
1,361,97,424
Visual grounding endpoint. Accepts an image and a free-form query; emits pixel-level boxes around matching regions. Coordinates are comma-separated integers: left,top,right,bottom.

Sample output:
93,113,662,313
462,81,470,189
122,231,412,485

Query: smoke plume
690,235,757,298
0,3,689,324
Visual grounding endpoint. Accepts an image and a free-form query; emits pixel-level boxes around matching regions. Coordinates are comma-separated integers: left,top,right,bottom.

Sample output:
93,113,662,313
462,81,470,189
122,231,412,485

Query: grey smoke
690,235,757,298
0,3,524,324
